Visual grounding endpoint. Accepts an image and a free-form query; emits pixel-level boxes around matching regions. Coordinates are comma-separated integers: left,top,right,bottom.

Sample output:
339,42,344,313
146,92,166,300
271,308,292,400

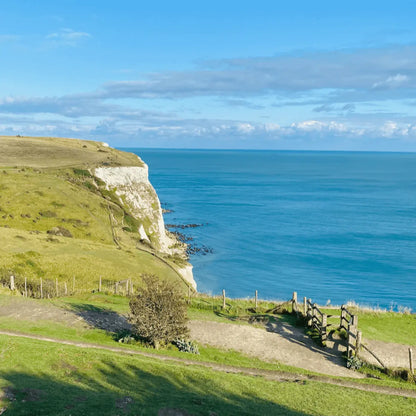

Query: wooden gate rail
305,298,328,345
302,299,363,355
339,305,361,357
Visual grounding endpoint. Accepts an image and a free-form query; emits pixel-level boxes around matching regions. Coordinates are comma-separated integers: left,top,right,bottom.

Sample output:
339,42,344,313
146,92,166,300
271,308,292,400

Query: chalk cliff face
94,163,170,252
94,159,196,289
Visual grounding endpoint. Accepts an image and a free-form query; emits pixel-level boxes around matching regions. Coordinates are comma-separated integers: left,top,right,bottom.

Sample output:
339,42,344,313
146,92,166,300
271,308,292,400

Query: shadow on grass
68,303,131,333
0,361,311,416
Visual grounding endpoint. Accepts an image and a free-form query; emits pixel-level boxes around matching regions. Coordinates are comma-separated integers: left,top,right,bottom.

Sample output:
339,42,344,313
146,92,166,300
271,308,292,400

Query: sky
1,0,416,150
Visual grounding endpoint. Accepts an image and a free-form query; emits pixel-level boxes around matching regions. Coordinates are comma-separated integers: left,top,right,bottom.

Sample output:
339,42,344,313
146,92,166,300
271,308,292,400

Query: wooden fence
2,274,135,299
300,296,362,356
305,298,328,344
340,305,362,358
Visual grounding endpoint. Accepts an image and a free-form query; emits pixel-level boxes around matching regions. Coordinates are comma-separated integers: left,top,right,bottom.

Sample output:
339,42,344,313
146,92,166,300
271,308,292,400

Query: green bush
173,339,200,354
129,274,189,348
347,355,363,370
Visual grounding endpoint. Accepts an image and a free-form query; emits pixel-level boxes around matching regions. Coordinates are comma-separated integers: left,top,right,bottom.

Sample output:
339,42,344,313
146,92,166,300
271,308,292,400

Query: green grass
0,136,190,292
0,226,184,293
0,293,309,376
1,335,416,416
349,309,416,345
301,306,416,346
0,135,142,169
1,292,416,392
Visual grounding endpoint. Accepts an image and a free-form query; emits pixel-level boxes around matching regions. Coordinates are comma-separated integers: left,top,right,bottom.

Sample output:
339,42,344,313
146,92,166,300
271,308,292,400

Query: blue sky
1,0,416,150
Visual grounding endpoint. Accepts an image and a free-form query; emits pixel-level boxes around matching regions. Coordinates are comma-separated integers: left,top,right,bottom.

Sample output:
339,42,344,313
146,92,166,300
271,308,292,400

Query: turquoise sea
126,149,416,310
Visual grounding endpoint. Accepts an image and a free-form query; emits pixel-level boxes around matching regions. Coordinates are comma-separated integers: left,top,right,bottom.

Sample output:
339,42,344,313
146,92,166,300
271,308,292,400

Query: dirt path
1,296,414,380
190,320,361,378
1,329,416,400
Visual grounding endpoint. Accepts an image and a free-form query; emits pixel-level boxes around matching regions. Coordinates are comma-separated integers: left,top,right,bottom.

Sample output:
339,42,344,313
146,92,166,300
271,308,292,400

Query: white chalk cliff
94,159,196,289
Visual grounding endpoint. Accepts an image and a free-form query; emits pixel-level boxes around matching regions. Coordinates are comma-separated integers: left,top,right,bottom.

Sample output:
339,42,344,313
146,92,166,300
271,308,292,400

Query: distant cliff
0,135,195,291
94,162,196,289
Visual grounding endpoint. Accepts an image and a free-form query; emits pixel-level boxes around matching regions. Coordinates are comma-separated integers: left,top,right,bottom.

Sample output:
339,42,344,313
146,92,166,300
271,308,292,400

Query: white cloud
379,120,416,137
237,123,255,133
264,123,281,132
99,45,416,101
45,28,91,46
372,74,410,89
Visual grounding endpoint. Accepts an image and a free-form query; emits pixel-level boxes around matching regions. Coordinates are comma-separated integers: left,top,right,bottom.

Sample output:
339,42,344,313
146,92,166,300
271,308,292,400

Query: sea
125,149,416,310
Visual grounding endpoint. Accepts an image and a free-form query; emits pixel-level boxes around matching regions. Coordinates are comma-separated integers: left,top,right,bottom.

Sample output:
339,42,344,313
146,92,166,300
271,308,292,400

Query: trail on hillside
1,297,415,388
1,329,416,400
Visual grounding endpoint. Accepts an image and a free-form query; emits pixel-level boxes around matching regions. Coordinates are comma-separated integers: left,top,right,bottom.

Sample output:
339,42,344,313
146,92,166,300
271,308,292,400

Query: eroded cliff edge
94,160,196,289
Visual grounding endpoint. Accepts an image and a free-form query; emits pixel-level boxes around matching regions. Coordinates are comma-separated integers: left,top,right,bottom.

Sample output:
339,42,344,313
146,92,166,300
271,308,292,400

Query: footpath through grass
1,292,416,394
1,335,416,416
0,293,310,377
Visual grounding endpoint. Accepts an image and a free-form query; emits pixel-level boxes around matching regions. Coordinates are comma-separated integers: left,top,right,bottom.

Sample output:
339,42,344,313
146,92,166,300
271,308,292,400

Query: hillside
0,135,194,294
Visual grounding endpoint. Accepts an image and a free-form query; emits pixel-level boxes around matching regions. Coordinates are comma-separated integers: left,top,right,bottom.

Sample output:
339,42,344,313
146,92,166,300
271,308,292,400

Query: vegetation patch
129,274,189,348
39,210,57,218
1,335,416,416
47,226,73,238
73,168,93,178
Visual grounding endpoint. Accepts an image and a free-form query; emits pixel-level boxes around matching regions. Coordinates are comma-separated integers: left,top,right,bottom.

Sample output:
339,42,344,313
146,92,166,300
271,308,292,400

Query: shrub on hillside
129,274,189,348
173,338,199,354
346,355,363,370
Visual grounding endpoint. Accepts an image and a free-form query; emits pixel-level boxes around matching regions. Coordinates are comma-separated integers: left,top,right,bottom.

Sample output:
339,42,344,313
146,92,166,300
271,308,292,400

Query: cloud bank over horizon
1,2,416,150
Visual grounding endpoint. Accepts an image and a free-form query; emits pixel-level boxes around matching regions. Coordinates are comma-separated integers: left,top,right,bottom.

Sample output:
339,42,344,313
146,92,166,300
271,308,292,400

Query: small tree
129,274,189,348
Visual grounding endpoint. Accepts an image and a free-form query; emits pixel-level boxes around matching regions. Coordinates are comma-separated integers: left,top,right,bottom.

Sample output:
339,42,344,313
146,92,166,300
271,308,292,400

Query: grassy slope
1,335,416,416
0,135,141,168
0,292,415,391
0,292,308,375
0,135,187,291
319,307,416,346
352,310,416,345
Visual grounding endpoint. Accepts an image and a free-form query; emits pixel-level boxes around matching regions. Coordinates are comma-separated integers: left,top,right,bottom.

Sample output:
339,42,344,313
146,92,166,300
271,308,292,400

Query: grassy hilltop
0,135,188,293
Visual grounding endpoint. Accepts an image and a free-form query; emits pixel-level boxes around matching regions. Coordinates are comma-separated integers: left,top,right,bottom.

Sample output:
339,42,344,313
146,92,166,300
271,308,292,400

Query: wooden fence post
292,291,298,313
99,276,102,292
312,303,317,326
24,276,27,297
255,290,258,310
409,348,414,375
10,275,15,291
72,276,75,293
340,305,345,329
321,313,327,345
303,297,307,317
115,282,119,295
131,280,134,295
126,279,129,296
222,289,226,309
347,317,358,358
307,299,312,327
40,278,43,299
56,278,59,297
347,328,353,358
64,282,68,295
356,330,362,355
